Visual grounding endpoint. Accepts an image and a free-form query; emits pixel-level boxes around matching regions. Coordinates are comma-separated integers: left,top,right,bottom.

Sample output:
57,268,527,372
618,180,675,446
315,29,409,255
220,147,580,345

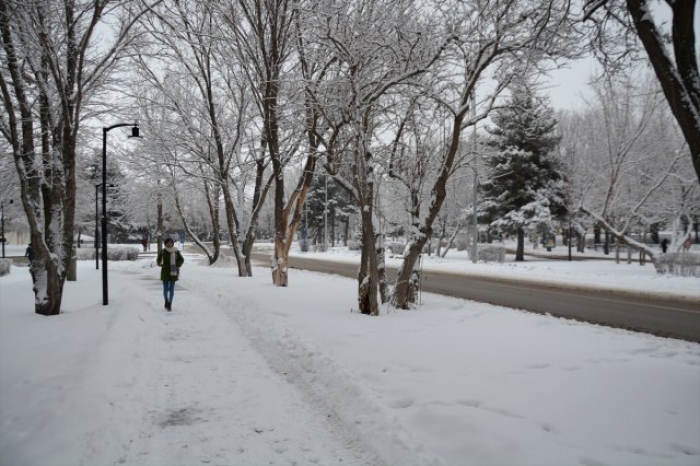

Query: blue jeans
163,281,175,303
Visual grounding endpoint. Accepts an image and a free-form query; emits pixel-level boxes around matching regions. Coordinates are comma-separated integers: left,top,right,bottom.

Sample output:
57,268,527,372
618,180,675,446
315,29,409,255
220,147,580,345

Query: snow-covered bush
75,246,140,261
455,234,469,252
475,244,506,263
385,241,405,257
0,259,11,276
652,253,700,278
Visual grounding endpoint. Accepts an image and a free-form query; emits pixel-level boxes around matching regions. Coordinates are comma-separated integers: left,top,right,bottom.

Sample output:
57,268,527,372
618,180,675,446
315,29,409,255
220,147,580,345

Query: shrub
653,252,700,277
75,246,140,261
384,241,405,257
476,244,506,263
0,259,11,276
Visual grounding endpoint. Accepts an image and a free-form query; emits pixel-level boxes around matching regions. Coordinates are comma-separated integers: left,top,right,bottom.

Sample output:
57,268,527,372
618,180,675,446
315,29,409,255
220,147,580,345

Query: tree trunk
391,241,423,309
157,192,163,256
515,227,525,261
376,235,389,304
343,218,350,246
604,230,610,255
32,244,65,316
626,0,700,182
272,233,289,287
577,232,586,253
358,208,379,315
221,182,246,276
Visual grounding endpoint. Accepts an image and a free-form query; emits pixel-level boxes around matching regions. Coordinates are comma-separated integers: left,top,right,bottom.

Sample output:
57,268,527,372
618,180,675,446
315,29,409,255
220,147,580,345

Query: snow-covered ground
1,246,699,466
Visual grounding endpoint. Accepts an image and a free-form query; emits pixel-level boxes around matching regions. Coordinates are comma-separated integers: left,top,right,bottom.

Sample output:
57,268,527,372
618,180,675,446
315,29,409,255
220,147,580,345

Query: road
250,251,700,343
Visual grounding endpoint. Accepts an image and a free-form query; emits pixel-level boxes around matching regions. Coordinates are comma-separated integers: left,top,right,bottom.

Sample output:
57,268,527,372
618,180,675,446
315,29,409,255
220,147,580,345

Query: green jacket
157,248,184,281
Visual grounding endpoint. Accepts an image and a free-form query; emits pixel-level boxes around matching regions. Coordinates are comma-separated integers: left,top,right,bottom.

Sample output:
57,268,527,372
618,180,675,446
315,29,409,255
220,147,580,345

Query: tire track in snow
185,270,445,466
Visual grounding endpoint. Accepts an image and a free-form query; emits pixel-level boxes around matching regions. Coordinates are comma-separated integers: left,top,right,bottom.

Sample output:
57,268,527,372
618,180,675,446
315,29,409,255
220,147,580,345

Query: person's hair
164,238,174,244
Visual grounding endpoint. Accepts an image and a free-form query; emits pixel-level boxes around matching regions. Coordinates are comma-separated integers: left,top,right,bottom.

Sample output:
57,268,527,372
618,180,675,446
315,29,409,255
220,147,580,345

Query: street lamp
1,199,12,258
470,170,478,264
95,183,101,270
568,213,573,262
324,174,328,251
102,123,141,305
95,183,116,269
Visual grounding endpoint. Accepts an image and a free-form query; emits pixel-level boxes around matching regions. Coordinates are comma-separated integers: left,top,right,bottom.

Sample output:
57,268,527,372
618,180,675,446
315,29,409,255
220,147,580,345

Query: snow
1,245,699,466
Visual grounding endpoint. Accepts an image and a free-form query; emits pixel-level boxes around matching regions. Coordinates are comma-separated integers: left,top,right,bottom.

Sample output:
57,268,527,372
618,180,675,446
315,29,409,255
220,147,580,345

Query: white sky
542,58,600,111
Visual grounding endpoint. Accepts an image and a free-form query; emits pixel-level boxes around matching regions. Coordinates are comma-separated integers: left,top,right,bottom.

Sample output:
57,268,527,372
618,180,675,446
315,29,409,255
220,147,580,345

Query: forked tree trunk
392,241,423,309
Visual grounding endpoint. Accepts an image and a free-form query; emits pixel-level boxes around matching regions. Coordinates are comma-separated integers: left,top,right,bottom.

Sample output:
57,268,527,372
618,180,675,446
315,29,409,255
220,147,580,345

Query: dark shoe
166,301,172,311
164,299,168,309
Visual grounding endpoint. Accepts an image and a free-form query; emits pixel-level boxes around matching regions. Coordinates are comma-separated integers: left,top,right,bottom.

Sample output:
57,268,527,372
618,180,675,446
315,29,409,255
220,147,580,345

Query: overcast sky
543,58,600,111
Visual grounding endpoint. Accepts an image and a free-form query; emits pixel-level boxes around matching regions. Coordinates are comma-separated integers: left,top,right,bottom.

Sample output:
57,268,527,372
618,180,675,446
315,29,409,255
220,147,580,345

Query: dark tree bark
515,228,525,261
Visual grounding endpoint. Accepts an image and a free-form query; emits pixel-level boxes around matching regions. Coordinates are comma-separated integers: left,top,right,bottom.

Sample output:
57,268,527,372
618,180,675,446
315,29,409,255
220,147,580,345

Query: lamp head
129,125,141,139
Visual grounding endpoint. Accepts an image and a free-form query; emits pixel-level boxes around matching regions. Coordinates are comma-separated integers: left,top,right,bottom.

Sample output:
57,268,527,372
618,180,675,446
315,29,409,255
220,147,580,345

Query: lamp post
471,170,478,264
95,183,101,270
102,123,141,305
324,174,328,251
568,214,573,262
1,200,11,258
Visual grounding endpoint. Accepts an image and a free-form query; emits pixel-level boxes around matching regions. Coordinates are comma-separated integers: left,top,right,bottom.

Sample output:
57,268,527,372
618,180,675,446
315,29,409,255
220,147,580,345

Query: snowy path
0,265,380,466
102,268,379,466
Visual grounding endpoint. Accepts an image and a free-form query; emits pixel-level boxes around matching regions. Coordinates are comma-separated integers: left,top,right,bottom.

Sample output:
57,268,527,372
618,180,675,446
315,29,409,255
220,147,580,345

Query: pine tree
481,85,567,261
304,173,357,248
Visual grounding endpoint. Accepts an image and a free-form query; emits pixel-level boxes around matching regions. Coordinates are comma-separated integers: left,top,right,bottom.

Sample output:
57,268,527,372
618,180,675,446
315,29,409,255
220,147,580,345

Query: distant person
661,238,669,254
24,244,34,264
141,237,148,252
157,237,184,311
682,237,692,252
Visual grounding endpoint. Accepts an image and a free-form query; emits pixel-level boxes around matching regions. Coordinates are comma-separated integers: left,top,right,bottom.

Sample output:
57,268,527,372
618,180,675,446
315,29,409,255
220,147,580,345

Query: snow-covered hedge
455,236,469,251
75,246,140,261
475,244,506,263
652,252,700,278
384,242,405,257
0,259,11,276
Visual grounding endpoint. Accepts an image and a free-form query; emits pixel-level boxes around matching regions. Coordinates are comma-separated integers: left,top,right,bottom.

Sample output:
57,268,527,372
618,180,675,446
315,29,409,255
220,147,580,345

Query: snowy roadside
268,244,700,302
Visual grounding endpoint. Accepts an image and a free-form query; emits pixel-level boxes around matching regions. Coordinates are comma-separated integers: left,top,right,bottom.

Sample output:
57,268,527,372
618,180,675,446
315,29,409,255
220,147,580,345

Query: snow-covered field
1,248,699,466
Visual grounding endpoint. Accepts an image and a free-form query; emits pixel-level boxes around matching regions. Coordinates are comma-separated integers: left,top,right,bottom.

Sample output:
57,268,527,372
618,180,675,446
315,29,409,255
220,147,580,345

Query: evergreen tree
304,173,356,247
481,85,567,261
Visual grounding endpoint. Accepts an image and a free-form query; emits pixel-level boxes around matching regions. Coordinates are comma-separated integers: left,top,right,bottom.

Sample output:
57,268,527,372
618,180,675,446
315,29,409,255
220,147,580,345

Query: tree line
1,0,697,316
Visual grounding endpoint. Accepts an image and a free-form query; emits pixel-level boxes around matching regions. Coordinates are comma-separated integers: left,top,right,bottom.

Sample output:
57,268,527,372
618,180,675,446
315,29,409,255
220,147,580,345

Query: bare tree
562,72,691,258
296,0,452,314
136,0,257,275
582,0,700,182
390,0,576,309
217,0,306,286
0,0,159,315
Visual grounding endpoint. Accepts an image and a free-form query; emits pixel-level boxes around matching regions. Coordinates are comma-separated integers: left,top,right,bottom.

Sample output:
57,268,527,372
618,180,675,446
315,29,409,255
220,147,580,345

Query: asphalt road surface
250,251,700,343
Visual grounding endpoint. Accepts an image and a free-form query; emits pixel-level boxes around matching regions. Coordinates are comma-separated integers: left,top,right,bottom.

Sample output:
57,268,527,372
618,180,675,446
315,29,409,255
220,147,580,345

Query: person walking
682,237,692,252
661,238,669,253
157,237,184,311
24,243,34,265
